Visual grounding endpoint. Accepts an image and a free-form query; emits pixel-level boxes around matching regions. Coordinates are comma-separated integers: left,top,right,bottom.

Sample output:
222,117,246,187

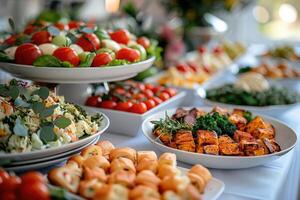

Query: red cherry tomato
0,170,9,183
213,46,223,54
76,33,100,52
15,43,42,65
53,47,80,66
143,89,154,98
115,101,133,111
137,37,150,49
151,97,163,105
151,85,164,94
129,102,147,114
159,92,170,101
197,46,206,54
133,93,146,100
31,31,52,45
144,99,156,110
54,23,69,31
20,171,45,185
68,21,84,29
23,25,37,35
116,48,140,62
145,83,154,90
99,100,117,109
85,96,101,107
91,53,112,67
17,181,50,200
109,29,130,44
163,88,177,97
136,83,146,91
0,191,16,200
4,35,18,45
176,63,189,73
0,176,21,192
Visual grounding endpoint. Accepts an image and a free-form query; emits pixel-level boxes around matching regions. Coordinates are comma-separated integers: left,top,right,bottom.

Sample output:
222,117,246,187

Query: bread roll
81,145,102,159
162,191,181,200
135,170,161,190
136,158,158,173
93,184,129,200
83,167,107,182
67,155,85,167
65,160,82,177
130,185,160,200
110,157,136,173
78,179,104,199
157,164,181,179
187,173,206,194
158,153,176,168
179,184,202,200
108,170,136,188
83,156,110,172
96,140,115,159
188,164,212,185
109,147,136,163
137,151,157,162
159,175,190,193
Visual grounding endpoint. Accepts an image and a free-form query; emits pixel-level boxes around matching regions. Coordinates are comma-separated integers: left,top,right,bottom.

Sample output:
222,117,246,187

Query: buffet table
100,101,300,200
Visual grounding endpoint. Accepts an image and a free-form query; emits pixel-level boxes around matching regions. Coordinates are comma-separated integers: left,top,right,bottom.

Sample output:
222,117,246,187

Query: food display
151,107,281,156
0,20,159,67
206,72,300,106
263,45,300,61
85,80,178,114
239,62,300,79
0,80,103,153
48,140,213,200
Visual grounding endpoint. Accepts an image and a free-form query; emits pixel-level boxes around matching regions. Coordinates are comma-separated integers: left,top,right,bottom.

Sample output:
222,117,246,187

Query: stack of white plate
0,114,109,172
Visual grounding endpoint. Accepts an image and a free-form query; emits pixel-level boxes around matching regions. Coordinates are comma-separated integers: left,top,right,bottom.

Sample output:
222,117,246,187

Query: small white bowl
142,107,297,169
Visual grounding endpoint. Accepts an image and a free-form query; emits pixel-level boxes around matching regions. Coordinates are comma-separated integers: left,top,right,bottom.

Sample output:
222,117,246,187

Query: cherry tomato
114,88,126,95
197,46,206,54
151,85,164,94
91,53,112,67
213,46,223,54
163,88,177,97
0,170,9,182
68,21,84,29
0,191,16,200
145,83,154,90
129,102,147,114
133,93,146,100
137,37,150,49
23,25,37,35
137,83,146,91
31,31,52,45
0,176,21,192
99,100,117,109
54,23,69,31
53,47,80,66
159,92,170,101
143,89,154,98
85,96,101,107
4,35,17,45
20,171,45,185
176,63,189,73
17,181,50,200
116,48,140,62
109,29,130,44
76,33,100,52
15,43,42,65
144,99,156,110
151,97,163,105
115,101,133,111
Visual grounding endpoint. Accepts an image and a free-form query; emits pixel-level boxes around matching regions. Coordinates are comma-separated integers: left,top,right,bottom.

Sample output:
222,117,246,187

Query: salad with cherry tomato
85,81,178,114
0,19,160,68
0,169,70,200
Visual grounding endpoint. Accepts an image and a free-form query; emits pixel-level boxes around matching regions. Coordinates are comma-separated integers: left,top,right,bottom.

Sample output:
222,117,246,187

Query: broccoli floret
243,111,253,122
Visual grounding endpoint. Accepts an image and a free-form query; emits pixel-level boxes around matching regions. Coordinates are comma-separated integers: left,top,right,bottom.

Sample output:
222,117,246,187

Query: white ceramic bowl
0,113,109,162
142,107,297,169
0,57,155,83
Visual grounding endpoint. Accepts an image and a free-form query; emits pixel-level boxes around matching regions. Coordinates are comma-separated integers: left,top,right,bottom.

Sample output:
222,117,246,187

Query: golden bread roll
108,170,136,188
158,153,176,168
130,185,160,200
81,145,102,159
188,164,212,185
187,173,206,194
78,179,104,199
179,184,202,200
159,175,190,193
162,191,181,200
157,164,181,179
136,158,158,173
65,160,82,177
110,157,136,173
48,167,80,193
83,155,110,172
67,155,85,167
109,147,137,163
96,140,115,159
135,170,161,190
83,167,107,182
93,184,129,200
137,151,157,162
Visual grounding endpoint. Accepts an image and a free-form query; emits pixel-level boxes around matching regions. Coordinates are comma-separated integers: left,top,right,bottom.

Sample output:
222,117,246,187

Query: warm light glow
253,6,269,23
279,4,297,23
105,0,120,13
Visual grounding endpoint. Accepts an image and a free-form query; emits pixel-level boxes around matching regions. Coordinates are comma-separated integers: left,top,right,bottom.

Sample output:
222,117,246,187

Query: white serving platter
0,57,155,83
0,112,109,162
142,107,297,169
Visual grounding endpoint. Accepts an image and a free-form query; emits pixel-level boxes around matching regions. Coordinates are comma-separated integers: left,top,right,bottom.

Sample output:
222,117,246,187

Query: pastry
187,172,206,193
83,167,107,182
109,147,137,163
136,158,158,173
66,160,82,177
83,155,110,172
159,175,190,193
108,170,136,188
188,164,212,185
162,191,181,200
81,145,103,159
157,164,181,179
130,185,160,200
110,157,136,173
137,151,157,162
158,153,176,168
93,184,129,200
78,179,104,199
179,184,202,200
135,170,161,190
67,155,85,167
96,140,115,159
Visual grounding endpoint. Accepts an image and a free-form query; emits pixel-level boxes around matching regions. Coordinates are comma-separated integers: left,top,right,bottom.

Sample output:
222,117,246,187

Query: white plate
4,135,99,166
48,167,225,200
0,112,109,162
142,107,297,169
0,57,155,83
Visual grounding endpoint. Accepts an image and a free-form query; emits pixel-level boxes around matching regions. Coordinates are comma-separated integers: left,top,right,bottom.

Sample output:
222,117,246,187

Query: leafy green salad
0,80,102,153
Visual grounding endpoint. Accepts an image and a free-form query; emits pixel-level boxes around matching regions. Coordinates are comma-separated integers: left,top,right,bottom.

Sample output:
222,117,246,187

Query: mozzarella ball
4,46,18,59
39,43,58,55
